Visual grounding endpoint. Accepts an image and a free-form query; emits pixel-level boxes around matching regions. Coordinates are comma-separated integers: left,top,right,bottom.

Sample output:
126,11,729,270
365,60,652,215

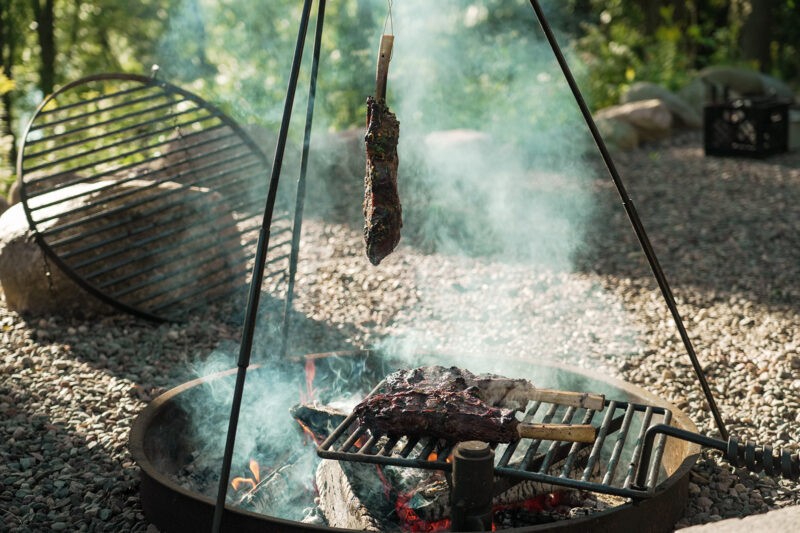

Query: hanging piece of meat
364,34,402,265
353,384,597,444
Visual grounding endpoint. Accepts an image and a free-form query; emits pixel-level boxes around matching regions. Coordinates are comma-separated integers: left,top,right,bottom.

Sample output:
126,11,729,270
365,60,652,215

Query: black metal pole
527,0,728,440
211,1,314,531
280,0,327,359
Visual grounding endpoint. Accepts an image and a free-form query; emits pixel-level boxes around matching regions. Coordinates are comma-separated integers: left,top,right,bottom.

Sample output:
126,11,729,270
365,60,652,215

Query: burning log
315,459,387,531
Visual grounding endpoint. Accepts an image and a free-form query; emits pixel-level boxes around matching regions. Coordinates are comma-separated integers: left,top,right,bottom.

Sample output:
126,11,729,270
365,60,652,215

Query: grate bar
26,127,240,192
498,401,542,467
24,108,217,160
520,403,559,470
53,181,264,259
24,120,228,175
379,436,400,457
27,124,230,213
36,83,153,117
646,410,672,488
582,401,618,481
418,438,438,461
30,91,171,131
538,406,577,473
399,437,420,458
38,154,259,237
602,403,636,485
24,98,188,146
110,234,260,299
146,264,252,314
623,406,654,488
339,426,367,453
358,432,381,455
561,409,596,477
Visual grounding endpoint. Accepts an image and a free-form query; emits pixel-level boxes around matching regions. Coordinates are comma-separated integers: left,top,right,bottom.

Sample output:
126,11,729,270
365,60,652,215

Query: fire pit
130,356,700,532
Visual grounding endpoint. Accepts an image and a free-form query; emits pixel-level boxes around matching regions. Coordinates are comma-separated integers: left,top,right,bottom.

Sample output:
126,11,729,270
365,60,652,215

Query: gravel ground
2,131,800,531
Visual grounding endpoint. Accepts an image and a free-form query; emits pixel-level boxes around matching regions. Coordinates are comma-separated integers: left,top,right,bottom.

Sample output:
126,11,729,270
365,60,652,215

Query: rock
0,195,7,217
7,179,20,206
0,179,244,316
621,82,702,129
595,99,672,143
595,116,639,150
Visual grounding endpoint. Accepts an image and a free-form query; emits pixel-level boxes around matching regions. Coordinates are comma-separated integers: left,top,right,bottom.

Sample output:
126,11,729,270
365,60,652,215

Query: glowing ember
427,452,437,461
300,359,318,403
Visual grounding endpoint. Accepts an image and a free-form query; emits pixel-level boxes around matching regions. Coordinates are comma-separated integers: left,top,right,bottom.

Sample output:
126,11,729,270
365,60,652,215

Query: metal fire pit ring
129,358,700,533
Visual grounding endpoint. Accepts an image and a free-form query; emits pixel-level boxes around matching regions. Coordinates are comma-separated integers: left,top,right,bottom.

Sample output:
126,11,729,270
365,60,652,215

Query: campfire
130,353,703,532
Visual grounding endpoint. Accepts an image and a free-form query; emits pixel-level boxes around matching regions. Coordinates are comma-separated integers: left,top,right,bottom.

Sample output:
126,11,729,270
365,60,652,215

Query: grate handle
633,424,800,491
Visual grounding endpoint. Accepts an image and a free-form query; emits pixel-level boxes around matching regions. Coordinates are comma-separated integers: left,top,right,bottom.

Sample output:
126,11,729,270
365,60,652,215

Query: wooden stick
375,34,394,101
526,388,606,412
517,423,597,443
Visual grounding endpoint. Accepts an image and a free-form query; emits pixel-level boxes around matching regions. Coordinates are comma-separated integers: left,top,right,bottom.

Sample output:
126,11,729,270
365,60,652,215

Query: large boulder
621,82,702,129
8,179,20,205
594,99,672,144
0,179,245,316
0,203,115,316
594,115,639,150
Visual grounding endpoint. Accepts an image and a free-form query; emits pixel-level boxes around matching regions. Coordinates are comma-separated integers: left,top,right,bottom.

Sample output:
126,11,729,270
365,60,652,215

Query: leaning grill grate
17,73,292,321
317,381,673,500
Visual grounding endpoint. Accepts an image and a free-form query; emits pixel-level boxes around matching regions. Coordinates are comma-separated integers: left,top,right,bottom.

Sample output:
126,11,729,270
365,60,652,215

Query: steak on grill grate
354,388,520,442
383,366,534,410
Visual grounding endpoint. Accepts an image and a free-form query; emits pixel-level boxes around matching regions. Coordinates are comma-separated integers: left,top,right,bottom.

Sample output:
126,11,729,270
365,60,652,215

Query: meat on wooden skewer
364,34,401,265
382,366,605,412
353,388,596,444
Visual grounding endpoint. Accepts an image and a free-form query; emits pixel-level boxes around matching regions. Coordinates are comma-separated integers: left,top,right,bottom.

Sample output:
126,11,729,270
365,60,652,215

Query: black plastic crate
704,96,790,157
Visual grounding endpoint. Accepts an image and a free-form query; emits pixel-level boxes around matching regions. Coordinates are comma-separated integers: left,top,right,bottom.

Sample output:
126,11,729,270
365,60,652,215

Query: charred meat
364,96,401,265
382,365,534,410
354,388,519,442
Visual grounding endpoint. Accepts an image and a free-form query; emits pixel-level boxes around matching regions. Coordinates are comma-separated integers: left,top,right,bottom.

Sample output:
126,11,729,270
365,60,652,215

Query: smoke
156,0,648,522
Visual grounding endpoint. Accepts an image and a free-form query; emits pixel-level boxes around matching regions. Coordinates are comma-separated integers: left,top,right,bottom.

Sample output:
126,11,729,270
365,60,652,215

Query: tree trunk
0,2,18,165
740,0,774,71
31,0,55,95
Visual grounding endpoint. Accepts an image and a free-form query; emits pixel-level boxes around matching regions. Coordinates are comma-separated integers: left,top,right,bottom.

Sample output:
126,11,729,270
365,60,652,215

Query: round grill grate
17,73,292,321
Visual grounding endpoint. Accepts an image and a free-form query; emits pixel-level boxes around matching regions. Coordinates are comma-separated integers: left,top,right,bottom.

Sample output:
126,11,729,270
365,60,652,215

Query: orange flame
249,459,260,483
427,452,438,461
231,477,256,491
296,419,321,446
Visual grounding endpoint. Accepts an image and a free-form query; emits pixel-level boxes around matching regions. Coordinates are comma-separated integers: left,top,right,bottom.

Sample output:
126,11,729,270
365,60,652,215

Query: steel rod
539,406,576,473
399,436,421,458
24,108,216,159
602,403,635,485
30,91,170,131
498,401,542,467
528,0,727,440
582,401,617,481
24,98,186,146
55,176,264,257
59,170,261,264
280,0,326,359
646,410,672,488
24,120,227,175
560,409,596,477
36,83,152,116
623,406,654,488
521,403,559,470
211,1,314,530
26,128,240,191
39,155,258,236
